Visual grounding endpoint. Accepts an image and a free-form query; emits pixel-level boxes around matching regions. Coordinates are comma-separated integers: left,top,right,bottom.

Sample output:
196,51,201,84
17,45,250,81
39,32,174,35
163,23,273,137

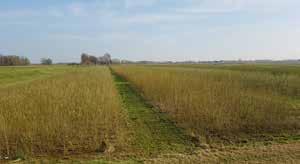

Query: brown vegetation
112,66,299,136
0,67,126,158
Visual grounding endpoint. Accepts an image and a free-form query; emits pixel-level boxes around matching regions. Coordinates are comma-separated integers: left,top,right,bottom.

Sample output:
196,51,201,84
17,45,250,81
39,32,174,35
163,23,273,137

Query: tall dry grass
113,65,299,136
0,67,126,158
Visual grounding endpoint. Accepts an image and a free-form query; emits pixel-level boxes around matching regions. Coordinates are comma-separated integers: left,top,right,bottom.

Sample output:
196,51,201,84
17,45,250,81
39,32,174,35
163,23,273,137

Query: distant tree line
81,53,112,65
41,58,53,65
0,55,30,66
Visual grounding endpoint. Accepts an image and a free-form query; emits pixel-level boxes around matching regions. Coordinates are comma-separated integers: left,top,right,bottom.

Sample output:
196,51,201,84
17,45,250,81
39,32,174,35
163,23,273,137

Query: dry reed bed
0,67,126,158
113,66,299,136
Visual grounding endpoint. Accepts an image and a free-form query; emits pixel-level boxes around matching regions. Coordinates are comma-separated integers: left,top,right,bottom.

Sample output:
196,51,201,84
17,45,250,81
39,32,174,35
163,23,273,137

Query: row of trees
1,53,114,66
81,53,112,65
0,55,30,66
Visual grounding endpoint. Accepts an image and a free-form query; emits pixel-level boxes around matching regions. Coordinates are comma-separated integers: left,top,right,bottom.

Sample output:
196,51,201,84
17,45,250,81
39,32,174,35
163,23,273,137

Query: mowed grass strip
112,65,300,137
111,69,193,156
0,67,127,159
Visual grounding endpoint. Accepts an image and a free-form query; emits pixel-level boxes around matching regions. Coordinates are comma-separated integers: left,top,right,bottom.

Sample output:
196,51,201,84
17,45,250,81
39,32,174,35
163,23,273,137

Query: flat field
0,66,127,160
149,64,300,76
113,64,299,136
0,64,299,163
0,66,73,88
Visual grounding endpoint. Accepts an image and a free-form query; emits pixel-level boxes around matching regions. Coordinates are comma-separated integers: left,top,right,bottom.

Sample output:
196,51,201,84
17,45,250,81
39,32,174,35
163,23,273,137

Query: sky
0,0,300,63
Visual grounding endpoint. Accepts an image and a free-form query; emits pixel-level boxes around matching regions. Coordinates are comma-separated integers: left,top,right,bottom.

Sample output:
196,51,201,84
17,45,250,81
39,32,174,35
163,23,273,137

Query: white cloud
67,2,87,16
1,0,299,18
0,9,38,17
1,0,300,35
175,0,300,15
124,0,158,9
118,13,194,24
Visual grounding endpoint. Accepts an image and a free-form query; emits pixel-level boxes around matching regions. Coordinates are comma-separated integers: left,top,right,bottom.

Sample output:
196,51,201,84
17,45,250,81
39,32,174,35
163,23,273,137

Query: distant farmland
0,64,299,163
113,65,299,135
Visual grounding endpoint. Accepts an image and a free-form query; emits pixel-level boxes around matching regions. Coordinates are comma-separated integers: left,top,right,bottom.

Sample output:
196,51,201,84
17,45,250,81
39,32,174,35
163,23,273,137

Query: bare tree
81,53,90,64
0,55,30,66
80,53,112,65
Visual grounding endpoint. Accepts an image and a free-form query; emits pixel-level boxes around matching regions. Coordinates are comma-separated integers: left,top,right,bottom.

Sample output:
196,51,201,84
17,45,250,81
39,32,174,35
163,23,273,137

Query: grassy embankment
0,67,127,159
112,65,300,140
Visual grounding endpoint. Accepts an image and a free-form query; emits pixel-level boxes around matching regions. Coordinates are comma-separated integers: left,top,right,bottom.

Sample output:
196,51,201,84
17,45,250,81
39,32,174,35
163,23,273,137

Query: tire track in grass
110,68,194,156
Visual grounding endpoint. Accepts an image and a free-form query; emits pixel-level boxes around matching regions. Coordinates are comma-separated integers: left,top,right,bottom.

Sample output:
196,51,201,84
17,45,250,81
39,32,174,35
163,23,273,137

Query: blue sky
0,0,299,63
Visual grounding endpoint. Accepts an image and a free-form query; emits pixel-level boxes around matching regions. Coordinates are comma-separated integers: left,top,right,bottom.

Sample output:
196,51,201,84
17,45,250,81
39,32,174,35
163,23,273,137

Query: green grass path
111,69,194,156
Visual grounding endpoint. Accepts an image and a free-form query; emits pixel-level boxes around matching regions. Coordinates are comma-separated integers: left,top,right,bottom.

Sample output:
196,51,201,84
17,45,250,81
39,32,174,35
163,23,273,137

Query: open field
2,0,300,162
148,64,300,76
0,66,75,88
0,64,299,163
0,67,127,159
112,65,300,136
